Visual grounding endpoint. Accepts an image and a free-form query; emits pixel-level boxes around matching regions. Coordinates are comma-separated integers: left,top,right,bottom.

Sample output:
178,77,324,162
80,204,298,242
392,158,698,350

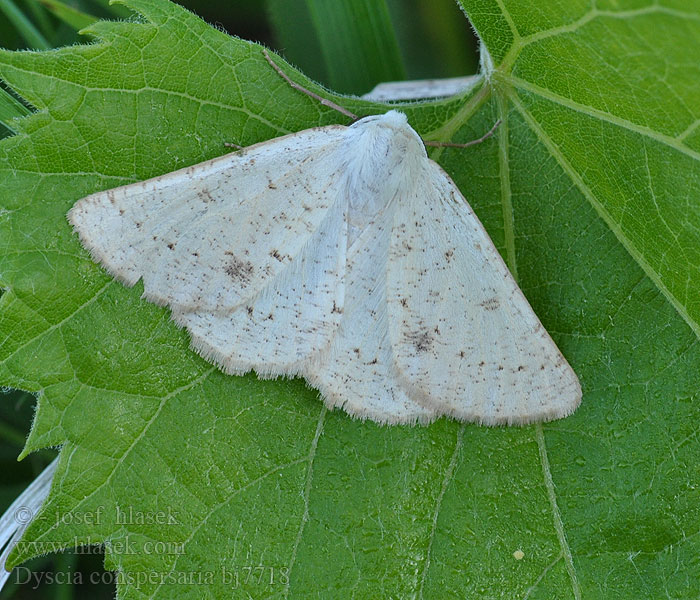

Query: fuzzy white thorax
340,111,425,246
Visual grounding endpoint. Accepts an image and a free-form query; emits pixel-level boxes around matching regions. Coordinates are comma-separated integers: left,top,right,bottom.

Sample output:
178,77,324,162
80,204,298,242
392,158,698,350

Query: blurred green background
0,0,478,597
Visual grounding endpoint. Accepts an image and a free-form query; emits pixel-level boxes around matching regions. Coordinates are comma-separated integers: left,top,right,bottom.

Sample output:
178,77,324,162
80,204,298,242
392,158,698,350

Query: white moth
68,54,581,426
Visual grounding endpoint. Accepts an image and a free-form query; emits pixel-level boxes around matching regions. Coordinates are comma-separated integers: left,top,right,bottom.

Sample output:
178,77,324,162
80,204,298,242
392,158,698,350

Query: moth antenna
424,119,502,149
223,142,243,150
263,49,359,122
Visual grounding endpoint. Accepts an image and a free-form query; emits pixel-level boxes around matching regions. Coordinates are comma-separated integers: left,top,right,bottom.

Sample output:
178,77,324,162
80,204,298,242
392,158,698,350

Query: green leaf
0,0,699,598
0,86,30,135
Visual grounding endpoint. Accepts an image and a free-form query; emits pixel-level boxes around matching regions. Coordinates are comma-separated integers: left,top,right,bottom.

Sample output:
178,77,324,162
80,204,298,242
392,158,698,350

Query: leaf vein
509,90,700,339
